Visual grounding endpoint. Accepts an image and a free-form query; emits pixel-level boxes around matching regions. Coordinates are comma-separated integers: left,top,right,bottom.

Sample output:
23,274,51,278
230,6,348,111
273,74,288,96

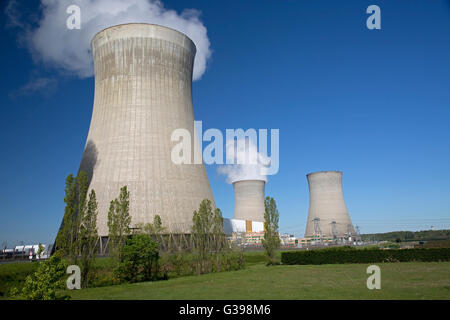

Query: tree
19,255,67,300
108,186,131,264
191,199,227,273
55,171,89,264
142,215,166,236
117,234,159,283
55,174,76,260
79,189,99,287
37,243,44,259
262,196,281,265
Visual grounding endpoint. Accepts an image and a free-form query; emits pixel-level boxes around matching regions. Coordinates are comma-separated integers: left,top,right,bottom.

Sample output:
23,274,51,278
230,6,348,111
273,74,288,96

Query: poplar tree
191,199,227,273
79,189,99,287
55,171,88,264
262,196,281,265
107,186,131,264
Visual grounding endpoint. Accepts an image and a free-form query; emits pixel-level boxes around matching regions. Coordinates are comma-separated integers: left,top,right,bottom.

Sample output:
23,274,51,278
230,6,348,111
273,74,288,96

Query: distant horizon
2,227,450,248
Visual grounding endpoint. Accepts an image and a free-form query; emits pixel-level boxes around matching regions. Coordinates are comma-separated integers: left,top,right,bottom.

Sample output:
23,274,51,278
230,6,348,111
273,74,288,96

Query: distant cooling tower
76,24,214,236
304,171,355,238
233,180,266,222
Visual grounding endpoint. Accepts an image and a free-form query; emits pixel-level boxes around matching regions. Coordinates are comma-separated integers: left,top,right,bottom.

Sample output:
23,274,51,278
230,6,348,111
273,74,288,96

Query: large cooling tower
233,180,266,222
304,171,355,238
78,24,214,236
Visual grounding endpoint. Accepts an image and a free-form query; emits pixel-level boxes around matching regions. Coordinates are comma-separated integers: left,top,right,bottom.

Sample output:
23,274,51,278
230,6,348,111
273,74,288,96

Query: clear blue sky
1,0,450,246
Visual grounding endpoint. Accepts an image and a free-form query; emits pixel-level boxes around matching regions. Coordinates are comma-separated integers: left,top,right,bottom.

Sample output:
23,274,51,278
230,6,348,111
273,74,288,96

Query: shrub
17,255,67,300
158,251,246,279
281,247,450,265
116,234,159,283
160,253,192,277
90,272,121,287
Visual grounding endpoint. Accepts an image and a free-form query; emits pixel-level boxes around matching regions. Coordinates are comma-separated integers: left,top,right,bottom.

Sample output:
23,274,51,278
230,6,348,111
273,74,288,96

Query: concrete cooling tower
233,180,266,222
77,24,214,236
304,171,355,239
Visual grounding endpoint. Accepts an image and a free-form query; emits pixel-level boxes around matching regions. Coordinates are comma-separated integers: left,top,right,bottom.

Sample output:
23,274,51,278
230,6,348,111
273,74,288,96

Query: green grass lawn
0,262,39,298
66,261,450,300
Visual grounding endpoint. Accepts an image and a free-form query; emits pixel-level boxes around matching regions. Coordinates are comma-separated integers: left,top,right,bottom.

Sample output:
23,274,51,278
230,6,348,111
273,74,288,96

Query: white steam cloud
14,0,211,80
218,138,269,184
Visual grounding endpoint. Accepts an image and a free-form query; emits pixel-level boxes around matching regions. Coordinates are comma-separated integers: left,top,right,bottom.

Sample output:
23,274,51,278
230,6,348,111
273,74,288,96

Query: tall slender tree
79,189,99,287
191,199,227,273
107,186,131,264
262,196,281,265
55,171,88,264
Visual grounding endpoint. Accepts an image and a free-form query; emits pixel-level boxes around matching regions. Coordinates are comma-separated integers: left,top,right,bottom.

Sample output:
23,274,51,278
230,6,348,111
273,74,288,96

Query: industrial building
74,24,215,238
222,178,266,246
223,218,264,234
304,171,355,240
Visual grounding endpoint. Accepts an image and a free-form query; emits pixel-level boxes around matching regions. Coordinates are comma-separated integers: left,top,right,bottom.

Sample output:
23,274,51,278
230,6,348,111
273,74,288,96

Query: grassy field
66,261,450,300
0,262,38,298
3,252,450,300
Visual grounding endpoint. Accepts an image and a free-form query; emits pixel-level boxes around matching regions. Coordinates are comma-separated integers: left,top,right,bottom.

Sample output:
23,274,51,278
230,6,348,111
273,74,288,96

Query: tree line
15,170,281,299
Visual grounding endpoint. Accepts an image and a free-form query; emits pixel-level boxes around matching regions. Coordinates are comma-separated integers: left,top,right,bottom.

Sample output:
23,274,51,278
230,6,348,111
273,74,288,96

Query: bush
281,247,450,265
158,251,246,279
160,253,194,277
90,272,121,287
116,234,159,283
16,255,67,300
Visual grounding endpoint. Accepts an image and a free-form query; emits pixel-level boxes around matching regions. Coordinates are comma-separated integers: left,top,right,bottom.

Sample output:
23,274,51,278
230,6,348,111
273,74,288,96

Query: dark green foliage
55,171,90,264
116,234,159,283
159,251,246,278
55,172,98,287
281,248,450,265
361,229,450,242
55,174,78,262
262,196,281,265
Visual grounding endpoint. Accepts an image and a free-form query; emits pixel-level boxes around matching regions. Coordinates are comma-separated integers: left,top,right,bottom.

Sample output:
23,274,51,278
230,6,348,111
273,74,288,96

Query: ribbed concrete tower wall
304,171,354,238
79,24,215,236
233,180,265,222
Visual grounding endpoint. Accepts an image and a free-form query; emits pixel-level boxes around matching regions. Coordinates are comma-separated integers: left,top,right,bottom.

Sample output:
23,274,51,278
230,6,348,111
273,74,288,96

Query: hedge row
281,248,450,265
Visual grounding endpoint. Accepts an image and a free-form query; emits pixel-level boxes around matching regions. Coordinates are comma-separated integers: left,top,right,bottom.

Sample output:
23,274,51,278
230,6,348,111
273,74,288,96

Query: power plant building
76,24,215,237
304,171,355,239
223,218,264,235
